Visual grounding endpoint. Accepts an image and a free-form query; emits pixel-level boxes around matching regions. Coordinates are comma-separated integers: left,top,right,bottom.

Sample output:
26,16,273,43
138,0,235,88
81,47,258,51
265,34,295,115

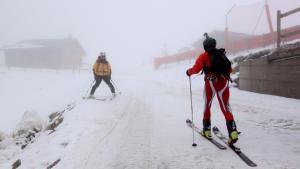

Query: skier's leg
202,80,215,137
103,76,115,94
216,80,238,144
90,76,102,95
216,80,234,120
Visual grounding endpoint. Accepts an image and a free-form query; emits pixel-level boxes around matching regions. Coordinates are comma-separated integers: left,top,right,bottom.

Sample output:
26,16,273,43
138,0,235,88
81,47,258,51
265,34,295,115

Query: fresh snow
0,64,300,169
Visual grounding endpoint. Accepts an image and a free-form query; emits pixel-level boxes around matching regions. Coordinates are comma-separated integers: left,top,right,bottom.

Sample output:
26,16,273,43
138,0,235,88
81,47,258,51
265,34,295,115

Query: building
1,37,85,69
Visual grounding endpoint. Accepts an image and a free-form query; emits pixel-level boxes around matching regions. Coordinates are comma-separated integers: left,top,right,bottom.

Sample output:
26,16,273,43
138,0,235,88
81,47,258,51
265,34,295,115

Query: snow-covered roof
1,43,43,50
1,38,85,55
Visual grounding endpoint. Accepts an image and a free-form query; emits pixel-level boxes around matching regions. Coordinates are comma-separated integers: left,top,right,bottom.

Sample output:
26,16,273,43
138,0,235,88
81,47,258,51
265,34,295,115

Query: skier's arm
187,53,206,76
108,63,112,79
108,63,112,75
92,63,97,78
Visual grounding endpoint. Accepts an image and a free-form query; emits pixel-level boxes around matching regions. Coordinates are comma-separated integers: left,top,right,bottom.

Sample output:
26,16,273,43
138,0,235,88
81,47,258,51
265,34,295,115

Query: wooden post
277,7,300,49
277,10,281,49
281,7,300,18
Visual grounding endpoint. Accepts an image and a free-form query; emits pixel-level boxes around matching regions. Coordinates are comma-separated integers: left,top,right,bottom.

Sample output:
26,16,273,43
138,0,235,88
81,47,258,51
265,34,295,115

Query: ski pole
189,76,197,147
110,79,122,94
85,79,95,97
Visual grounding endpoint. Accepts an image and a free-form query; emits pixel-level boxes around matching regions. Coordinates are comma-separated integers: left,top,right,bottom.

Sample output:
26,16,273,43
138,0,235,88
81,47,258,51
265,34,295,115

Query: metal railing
277,7,300,48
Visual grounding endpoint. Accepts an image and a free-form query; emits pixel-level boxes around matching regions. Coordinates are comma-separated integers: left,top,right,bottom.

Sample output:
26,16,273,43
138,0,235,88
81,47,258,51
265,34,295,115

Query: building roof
1,37,85,56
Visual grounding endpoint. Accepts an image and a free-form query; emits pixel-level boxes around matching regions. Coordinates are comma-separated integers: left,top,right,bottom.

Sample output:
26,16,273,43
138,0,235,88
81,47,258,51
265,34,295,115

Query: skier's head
98,52,106,60
203,33,216,52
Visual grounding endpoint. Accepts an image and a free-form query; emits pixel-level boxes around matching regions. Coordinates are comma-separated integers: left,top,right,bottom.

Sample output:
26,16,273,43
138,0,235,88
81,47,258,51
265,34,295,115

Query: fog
0,0,299,68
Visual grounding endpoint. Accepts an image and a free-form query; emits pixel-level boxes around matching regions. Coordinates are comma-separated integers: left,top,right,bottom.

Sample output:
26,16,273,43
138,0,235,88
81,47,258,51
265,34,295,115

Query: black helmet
98,52,106,59
203,33,216,52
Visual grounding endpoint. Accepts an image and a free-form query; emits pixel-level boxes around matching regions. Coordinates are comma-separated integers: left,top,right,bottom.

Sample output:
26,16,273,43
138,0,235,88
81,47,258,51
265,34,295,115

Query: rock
12,159,21,169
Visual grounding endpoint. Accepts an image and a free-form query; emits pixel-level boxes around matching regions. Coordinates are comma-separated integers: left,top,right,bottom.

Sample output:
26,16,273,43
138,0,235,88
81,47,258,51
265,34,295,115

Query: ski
212,126,257,167
82,96,106,101
82,95,117,101
186,119,226,150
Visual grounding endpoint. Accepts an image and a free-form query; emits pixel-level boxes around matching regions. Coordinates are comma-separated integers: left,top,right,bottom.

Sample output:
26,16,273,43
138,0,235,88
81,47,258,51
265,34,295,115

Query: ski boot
226,120,238,145
202,119,211,138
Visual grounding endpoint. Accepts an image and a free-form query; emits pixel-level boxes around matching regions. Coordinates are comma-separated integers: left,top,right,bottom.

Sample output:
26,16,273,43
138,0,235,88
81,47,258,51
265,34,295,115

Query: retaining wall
239,44,300,99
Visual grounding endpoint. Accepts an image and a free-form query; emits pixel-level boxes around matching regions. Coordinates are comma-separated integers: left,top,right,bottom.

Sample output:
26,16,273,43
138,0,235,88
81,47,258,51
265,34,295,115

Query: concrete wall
239,45,300,99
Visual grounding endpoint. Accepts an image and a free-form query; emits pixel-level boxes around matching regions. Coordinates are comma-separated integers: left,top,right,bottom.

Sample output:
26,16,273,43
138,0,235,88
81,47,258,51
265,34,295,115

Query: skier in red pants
186,33,238,144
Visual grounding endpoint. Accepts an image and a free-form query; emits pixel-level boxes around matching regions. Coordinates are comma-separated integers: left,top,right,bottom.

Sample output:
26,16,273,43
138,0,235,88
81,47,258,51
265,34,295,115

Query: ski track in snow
76,95,154,169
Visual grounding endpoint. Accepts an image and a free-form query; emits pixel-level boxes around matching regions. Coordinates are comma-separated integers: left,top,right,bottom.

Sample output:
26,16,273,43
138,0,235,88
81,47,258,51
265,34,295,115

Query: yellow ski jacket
93,61,111,76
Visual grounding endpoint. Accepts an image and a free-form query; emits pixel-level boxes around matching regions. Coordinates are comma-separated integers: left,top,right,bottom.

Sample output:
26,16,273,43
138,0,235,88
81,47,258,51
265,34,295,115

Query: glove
186,70,191,76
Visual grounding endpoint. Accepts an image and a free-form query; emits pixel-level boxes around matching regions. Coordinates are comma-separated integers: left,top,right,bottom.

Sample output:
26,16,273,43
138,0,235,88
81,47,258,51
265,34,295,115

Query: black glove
186,70,191,76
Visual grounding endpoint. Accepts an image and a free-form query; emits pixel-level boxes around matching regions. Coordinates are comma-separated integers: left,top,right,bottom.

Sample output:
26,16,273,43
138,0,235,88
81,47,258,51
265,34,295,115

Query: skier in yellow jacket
89,52,115,98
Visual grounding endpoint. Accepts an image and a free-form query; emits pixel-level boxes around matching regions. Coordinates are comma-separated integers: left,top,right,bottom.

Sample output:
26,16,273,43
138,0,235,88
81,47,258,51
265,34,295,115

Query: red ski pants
202,78,234,121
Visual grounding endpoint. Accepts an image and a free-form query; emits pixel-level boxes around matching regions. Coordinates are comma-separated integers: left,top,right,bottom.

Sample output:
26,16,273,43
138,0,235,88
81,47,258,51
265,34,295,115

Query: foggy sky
0,0,299,65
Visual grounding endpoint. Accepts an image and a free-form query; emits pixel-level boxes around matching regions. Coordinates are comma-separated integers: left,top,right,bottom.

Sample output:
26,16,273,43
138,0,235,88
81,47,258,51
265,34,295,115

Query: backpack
204,48,232,79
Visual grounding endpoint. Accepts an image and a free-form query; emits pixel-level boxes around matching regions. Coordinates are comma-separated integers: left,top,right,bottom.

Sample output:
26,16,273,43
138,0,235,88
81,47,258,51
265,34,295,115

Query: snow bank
0,137,18,164
0,110,47,167
0,131,18,165
12,110,45,138
0,130,6,142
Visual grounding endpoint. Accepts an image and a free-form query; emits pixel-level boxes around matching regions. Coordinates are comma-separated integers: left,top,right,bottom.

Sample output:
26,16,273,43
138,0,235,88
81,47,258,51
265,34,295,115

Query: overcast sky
0,0,299,65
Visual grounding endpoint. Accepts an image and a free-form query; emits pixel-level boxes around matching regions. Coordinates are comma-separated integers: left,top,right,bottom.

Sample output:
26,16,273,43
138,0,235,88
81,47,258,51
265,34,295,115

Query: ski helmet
99,52,106,59
203,33,216,52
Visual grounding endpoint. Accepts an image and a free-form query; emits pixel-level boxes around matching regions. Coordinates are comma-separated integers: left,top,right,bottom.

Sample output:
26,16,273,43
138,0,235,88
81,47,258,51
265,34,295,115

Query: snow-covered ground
0,63,300,169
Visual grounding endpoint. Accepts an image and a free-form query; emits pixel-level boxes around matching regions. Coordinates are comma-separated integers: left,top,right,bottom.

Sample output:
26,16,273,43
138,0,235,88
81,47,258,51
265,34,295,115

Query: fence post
277,10,281,49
